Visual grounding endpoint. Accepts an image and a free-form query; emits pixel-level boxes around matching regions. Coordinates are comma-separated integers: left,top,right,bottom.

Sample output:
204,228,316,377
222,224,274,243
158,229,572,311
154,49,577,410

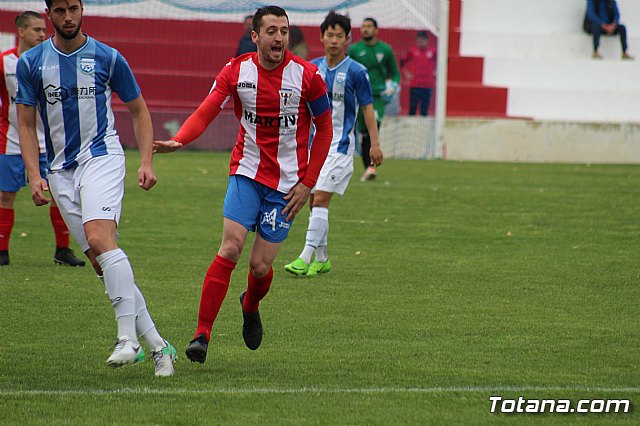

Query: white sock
98,274,164,351
96,249,137,343
316,245,329,263
315,219,329,262
133,285,166,351
299,207,328,264
319,217,328,246
300,246,315,264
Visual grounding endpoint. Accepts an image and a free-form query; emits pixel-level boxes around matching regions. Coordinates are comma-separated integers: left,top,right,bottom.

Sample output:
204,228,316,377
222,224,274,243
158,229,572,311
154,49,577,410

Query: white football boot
106,337,144,368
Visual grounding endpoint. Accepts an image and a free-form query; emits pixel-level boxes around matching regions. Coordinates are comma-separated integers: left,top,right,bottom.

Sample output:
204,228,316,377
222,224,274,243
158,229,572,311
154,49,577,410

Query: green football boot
284,258,309,276
307,259,331,276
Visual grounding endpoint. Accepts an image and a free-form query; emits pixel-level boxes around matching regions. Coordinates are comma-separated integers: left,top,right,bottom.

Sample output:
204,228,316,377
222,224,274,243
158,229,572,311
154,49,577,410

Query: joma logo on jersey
44,84,62,105
243,110,297,128
237,81,256,89
79,57,95,74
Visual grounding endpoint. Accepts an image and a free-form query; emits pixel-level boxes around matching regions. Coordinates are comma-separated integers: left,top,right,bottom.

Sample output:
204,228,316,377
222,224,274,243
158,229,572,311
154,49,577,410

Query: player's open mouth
271,46,283,53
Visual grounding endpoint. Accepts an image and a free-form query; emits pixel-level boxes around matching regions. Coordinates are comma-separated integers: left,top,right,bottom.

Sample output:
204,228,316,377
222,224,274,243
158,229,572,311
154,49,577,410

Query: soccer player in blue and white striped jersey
0,11,85,267
15,0,176,376
284,11,384,277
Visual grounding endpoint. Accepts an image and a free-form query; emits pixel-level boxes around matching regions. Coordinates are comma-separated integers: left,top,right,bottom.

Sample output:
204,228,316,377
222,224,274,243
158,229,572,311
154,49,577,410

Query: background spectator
289,26,308,59
586,0,633,59
403,30,437,116
235,14,257,56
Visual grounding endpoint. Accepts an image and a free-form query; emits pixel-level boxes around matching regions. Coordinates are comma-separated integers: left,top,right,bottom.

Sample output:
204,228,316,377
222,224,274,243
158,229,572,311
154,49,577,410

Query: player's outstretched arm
126,95,157,191
153,96,224,154
17,104,51,206
153,139,183,153
361,104,384,167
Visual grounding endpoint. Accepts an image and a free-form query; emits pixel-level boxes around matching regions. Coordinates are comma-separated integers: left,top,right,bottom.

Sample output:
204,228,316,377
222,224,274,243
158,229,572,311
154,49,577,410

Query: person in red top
154,5,332,362
403,31,436,116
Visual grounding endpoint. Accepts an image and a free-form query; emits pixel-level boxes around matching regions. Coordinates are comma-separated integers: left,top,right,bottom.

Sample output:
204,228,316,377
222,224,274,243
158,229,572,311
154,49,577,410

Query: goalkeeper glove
381,80,399,104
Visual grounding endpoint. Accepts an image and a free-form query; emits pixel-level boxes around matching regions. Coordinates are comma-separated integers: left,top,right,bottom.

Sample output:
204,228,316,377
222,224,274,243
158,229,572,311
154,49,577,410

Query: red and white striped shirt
0,48,45,155
174,51,332,193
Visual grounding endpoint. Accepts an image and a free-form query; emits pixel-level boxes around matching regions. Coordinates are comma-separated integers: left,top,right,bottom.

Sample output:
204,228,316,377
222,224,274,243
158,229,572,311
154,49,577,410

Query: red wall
1,11,427,113
0,10,439,147
446,0,508,117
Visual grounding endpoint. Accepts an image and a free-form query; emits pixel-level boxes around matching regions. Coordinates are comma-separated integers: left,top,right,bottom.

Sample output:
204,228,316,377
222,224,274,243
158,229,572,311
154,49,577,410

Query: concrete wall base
444,119,640,164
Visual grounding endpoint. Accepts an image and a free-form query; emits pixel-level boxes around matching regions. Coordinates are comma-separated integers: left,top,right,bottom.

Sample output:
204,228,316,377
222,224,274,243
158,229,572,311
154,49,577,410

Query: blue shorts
0,154,48,192
223,175,293,243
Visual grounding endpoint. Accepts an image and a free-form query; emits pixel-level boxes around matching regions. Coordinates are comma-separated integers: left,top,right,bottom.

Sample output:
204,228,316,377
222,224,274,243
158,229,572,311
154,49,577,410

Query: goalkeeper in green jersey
347,17,400,181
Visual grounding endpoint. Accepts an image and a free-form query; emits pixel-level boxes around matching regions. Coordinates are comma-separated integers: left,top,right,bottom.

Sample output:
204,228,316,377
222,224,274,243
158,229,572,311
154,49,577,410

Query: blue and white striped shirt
311,56,373,156
16,36,140,171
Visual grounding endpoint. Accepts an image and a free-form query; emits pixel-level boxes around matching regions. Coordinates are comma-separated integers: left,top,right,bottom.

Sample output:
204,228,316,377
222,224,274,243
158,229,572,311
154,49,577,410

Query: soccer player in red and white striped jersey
154,5,333,361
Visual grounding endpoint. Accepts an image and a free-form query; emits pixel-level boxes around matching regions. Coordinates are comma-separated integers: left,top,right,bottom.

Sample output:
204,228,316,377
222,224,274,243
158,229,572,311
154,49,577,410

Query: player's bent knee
248,262,271,278
218,243,244,263
85,231,118,255
86,237,112,256
84,220,118,255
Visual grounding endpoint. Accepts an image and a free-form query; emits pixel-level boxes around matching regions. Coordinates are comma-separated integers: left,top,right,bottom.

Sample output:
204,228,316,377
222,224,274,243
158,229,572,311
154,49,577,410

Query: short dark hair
320,11,351,36
417,30,428,39
15,11,43,29
363,17,378,28
253,6,289,33
45,0,83,8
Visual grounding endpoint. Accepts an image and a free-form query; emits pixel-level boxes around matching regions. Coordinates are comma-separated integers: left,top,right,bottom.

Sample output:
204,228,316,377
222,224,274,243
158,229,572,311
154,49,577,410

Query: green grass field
0,151,638,425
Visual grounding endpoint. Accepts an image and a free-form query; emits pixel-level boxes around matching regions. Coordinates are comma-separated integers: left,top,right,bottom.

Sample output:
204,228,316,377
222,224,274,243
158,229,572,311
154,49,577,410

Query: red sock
195,255,237,341
49,206,69,248
243,267,273,313
0,207,15,251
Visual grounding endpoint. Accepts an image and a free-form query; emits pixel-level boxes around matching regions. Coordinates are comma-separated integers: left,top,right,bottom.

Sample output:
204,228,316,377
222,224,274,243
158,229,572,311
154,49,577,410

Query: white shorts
313,152,354,196
48,154,126,253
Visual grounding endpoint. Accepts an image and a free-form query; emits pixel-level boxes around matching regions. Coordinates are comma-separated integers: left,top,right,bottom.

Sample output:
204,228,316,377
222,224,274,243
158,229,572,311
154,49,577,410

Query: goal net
0,0,445,158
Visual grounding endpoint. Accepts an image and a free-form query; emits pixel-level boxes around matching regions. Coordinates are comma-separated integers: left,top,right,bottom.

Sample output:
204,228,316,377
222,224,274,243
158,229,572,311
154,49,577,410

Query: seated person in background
587,0,633,60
